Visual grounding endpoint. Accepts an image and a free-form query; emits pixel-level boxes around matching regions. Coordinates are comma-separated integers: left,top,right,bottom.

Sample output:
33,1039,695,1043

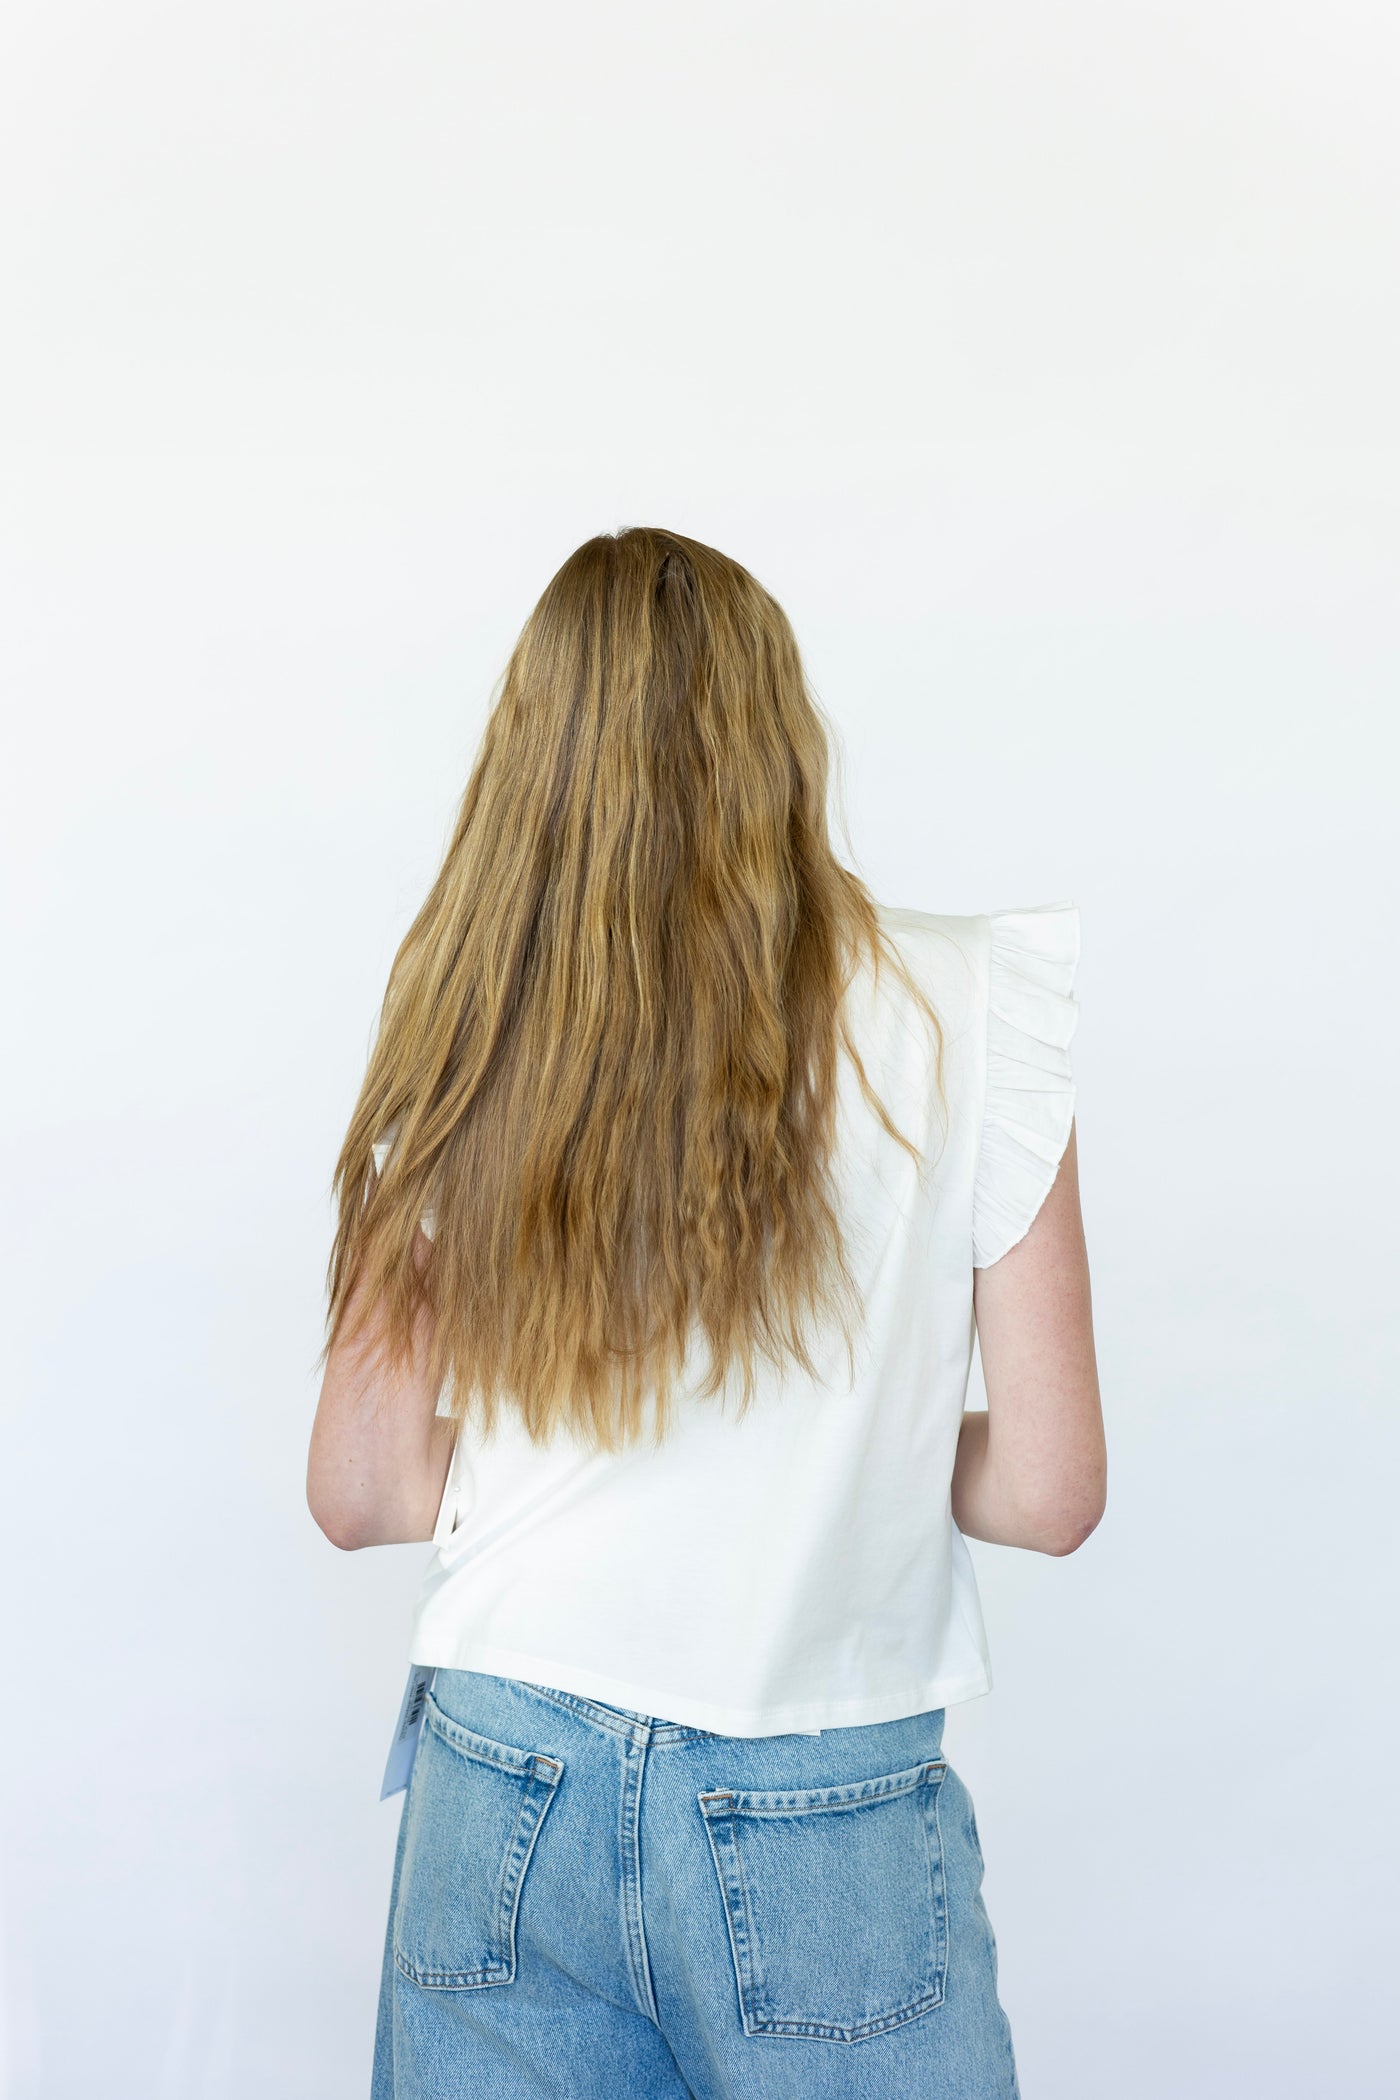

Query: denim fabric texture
372,1668,1020,2098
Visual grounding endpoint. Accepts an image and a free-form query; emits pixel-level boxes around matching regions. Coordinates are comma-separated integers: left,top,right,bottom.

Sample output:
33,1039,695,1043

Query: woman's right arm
952,1120,1107,1556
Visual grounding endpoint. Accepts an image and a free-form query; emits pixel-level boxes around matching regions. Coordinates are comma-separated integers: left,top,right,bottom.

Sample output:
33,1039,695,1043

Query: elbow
306,1478,375,1553
309,1503,367,1553
317,1513,372,1553
1033,1506,1104,1557
1028,1484,1107,1558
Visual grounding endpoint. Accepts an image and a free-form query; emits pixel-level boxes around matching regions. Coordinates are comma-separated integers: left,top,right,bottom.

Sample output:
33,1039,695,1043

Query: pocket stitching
423,1691,559,1785
703,1796,773,2033
930,1767,949,2018
699,1756,943,1818
698,1760,949,2043
393,1709,563,1991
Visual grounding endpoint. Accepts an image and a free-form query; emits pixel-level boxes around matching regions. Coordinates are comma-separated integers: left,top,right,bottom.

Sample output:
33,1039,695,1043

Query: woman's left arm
306,1228,455,1550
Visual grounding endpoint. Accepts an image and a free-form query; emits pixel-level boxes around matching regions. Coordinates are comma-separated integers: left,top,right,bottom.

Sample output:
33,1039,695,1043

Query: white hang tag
380,1663,437,1801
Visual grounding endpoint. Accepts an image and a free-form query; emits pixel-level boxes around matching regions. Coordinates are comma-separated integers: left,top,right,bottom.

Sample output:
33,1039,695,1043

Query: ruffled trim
369,1119,438,1241
972,902,1081,1268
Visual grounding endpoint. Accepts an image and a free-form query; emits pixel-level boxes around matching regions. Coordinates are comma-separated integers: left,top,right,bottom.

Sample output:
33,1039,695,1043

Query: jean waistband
512,1676,720,1745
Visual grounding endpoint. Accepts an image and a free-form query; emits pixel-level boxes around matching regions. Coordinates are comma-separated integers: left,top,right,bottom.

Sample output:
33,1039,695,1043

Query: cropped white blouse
371,901,1081,1737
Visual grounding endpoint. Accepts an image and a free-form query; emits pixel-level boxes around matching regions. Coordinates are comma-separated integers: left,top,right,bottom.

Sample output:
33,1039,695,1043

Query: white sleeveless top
372,901,1080,1737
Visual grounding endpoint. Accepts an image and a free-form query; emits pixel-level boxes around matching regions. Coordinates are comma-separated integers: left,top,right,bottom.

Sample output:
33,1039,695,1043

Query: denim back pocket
393,1691,563,1990
698,1757,948,2043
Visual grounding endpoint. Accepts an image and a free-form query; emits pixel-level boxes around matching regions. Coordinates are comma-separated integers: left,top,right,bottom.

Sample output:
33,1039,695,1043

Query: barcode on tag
380,1663,437,1801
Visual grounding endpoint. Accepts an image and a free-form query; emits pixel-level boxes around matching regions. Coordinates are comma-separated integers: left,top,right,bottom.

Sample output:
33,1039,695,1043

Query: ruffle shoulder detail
972,902,1081,1268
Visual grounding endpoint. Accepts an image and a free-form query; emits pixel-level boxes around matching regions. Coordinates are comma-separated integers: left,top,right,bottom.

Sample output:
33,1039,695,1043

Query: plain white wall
3,2,1396,2094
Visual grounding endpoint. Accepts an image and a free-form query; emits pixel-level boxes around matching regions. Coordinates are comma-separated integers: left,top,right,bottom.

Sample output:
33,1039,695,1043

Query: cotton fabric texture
372,1666,1020,2098
373,901,1081,1739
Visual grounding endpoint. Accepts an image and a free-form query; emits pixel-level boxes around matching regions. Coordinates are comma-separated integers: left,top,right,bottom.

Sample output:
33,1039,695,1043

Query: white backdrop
3,3,1397,2095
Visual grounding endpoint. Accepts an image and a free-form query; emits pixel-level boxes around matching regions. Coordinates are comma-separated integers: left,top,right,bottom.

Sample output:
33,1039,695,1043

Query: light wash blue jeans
372,1668,1020,2098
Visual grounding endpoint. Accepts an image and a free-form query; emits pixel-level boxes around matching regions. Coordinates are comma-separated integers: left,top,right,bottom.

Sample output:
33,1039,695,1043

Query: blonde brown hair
322,527,943,1449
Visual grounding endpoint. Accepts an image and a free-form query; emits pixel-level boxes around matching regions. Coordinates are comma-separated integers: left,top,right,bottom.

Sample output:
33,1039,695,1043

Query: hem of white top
402,1637,995,1738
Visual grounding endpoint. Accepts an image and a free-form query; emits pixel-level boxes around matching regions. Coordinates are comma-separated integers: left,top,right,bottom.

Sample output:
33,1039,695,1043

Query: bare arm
952,1120,1106,1556
306,1227,456,1550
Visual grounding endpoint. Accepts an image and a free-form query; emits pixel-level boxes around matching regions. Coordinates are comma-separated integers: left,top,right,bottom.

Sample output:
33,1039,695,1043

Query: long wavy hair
321,527,944,1450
